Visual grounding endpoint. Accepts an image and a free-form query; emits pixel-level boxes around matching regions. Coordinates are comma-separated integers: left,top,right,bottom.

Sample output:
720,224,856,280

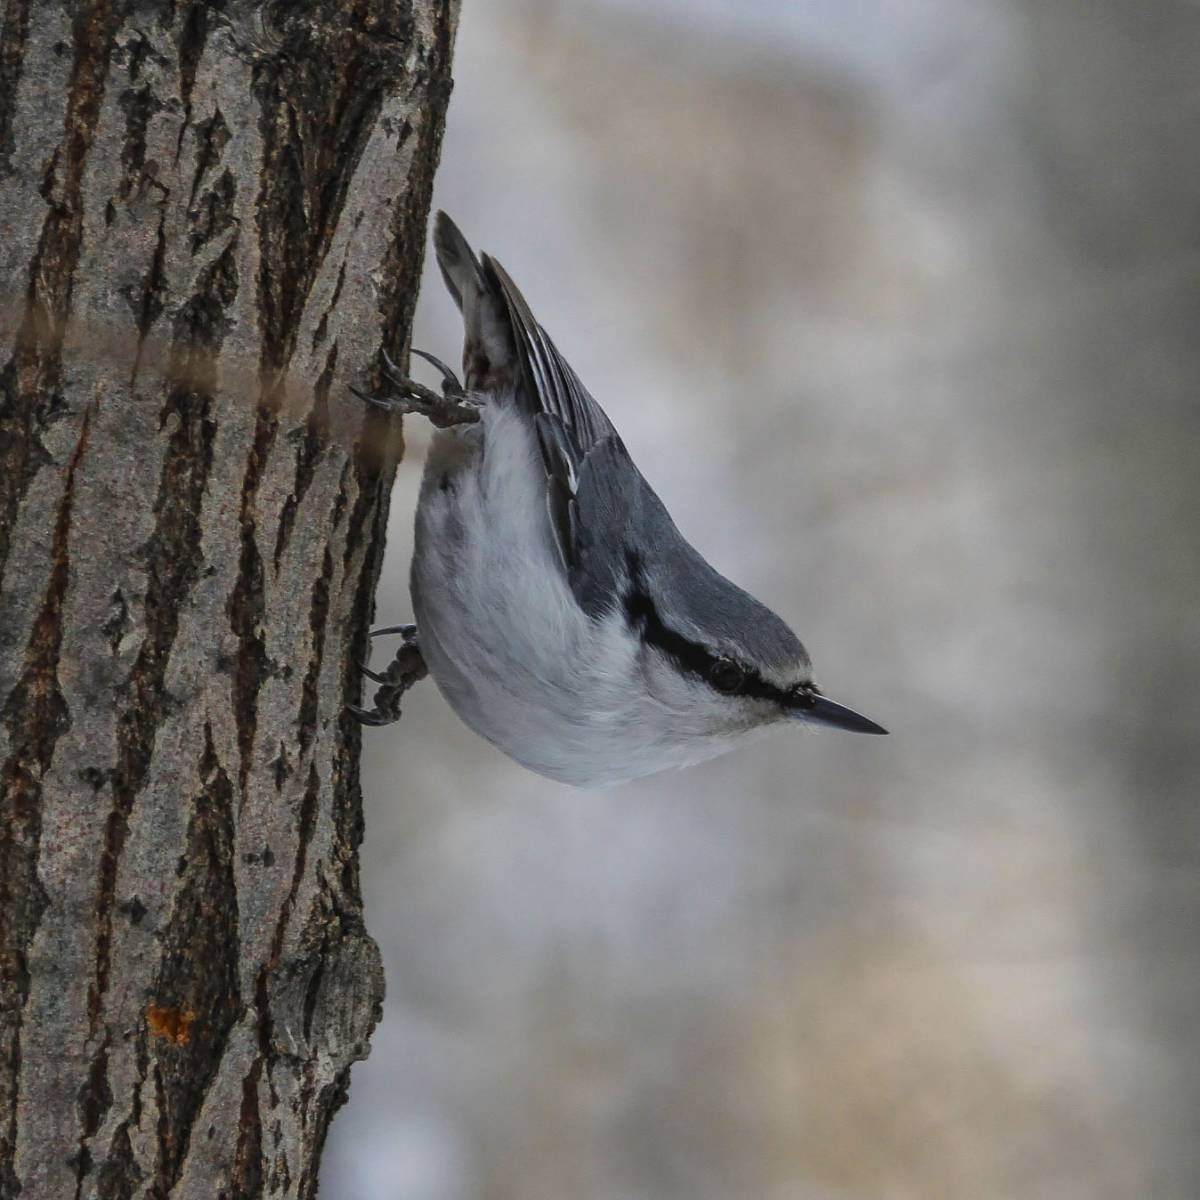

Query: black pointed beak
791,693,888,735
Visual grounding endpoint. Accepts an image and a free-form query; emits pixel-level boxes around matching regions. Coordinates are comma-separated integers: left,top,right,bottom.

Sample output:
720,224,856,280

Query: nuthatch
352,213,885,787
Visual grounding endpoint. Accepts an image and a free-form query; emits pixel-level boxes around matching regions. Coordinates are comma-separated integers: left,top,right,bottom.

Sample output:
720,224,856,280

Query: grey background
325,2,1200,1196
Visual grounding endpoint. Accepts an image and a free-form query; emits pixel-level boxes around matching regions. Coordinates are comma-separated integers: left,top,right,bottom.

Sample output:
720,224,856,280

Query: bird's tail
433,211,516,393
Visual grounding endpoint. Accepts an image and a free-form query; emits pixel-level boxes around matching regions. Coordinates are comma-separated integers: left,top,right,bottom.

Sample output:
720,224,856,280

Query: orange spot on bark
146,1002,196,1046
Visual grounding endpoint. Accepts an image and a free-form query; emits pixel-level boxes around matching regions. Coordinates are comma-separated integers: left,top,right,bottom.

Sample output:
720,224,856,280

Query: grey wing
533,412,582,574
531,417,643,616
481,250,639,612
563,434,644,617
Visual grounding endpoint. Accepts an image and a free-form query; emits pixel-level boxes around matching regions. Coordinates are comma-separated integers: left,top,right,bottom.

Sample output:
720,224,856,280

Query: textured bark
0,2,457,1196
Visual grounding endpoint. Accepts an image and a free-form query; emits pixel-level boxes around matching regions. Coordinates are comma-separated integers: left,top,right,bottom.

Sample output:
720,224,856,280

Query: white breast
408,405,758,787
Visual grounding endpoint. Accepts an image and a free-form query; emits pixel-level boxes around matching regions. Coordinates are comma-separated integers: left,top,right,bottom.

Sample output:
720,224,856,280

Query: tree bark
0,3,457,1196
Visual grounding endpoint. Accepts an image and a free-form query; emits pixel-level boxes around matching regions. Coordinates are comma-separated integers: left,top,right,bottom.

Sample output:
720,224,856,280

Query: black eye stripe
622,554,795,705
622,582,712,679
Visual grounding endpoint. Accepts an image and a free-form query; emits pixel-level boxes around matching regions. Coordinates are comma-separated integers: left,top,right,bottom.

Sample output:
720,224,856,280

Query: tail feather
432,210,479,311
432,211,515,392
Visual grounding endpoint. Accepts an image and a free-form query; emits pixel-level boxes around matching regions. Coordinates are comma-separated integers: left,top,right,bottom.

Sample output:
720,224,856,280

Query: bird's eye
709,658,745,694
791,685,816,710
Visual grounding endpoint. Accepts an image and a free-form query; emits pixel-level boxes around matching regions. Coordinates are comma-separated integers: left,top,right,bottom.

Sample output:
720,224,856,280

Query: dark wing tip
479,251,554,405
479,253,539,340
480,252,616,451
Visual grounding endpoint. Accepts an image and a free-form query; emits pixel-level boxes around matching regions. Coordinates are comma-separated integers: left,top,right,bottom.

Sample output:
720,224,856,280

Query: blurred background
325,2,1200,1196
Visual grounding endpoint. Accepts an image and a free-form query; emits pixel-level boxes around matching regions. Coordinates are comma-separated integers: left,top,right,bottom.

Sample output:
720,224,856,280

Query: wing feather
475,251,633,586
434,217,639,605
482,255,616,452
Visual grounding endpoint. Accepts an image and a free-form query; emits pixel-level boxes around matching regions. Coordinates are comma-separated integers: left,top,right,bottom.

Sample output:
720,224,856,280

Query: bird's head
622,545,886,750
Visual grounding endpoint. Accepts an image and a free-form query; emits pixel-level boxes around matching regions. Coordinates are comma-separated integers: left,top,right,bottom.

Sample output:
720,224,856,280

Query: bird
350,212,886,787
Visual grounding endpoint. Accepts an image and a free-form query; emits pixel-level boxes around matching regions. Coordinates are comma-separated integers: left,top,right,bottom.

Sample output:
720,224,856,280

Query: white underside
409,405,774,788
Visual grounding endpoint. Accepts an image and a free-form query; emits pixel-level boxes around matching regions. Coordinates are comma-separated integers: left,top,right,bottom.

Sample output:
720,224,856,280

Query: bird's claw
358,348,479,429
346,703,397,727
349,384,404,414
409,348,465,397
352,346,480,429
349,624,429,727
371,623,416,640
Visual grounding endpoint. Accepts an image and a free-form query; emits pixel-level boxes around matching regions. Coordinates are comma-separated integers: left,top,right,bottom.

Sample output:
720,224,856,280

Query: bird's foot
350,348,481,428
409,348,467,400
348,623,429,727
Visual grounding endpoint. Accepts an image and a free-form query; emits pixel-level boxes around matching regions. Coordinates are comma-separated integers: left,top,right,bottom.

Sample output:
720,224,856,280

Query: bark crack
228,401,278,804
0,0,31,177
0,0,120,590
0,400,93,1194
144,723,240,1196
90,241,236,1038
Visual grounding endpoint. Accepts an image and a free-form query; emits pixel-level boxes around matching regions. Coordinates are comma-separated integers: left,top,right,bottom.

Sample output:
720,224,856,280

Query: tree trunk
0,3,457,1196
